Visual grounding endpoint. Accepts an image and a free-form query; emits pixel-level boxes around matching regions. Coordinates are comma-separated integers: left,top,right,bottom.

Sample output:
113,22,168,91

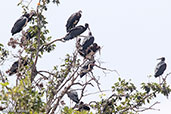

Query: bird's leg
161,75,164,82
159,77,161,84
85,74,87,83
79,35,87,38
88,27,91,32
70,100,72,108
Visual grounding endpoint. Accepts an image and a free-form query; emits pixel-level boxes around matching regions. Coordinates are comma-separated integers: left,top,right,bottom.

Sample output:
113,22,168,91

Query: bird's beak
79,10,82,13
157,57,162,60
88,27,91,32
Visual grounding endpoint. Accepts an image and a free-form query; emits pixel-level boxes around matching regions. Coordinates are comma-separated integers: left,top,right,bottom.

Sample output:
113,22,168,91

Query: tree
0,0,171,114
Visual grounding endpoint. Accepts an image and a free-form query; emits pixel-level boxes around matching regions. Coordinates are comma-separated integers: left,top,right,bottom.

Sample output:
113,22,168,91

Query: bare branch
90,72,102,92
94,64,120,76
84,90,112,97
137,101,160,112
38,70,56,76
27,0,33,7
44,37,65,46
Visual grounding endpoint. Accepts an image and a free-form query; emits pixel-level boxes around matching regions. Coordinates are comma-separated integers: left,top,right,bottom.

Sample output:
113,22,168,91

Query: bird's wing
69,25,82,32
9,61,19,75
14,16,28,27
66,13,81,27
66,13,77,27
11,17,28,34
82,36,95,50
72,91,78,97
63,33,72,41
155,62,160,73
161,63,167,71
155,62,162,72
67,91,79,103
155,62,167,75
69,25,85,37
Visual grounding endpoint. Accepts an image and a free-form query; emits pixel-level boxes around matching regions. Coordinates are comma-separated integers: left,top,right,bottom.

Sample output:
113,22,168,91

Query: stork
7,59,28,76
154,57,167,83
11,11,35,35
85,43,100,60
81,32,94,51
78,101,90,111
63,23,89,41
66,10,82,32
80,60,95,78
67,89,79,103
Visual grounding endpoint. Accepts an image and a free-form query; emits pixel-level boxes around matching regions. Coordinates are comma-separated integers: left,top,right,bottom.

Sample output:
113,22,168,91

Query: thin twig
44,37,65,46
94,64,120,76
84,90,112,97
137,101,160,112
38,70,56,76
27,0,33,7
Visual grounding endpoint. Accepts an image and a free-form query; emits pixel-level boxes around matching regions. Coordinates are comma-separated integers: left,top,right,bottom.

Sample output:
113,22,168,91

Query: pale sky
1,0,171,114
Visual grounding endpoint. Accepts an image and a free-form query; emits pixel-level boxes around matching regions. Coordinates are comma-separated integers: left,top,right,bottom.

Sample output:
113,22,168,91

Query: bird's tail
64,34,73,41
154,74,158,78
80,72,86,78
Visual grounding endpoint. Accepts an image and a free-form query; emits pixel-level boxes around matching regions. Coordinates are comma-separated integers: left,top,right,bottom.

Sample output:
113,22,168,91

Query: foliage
61,106,93,114
92,77,171,114
0,44,8,65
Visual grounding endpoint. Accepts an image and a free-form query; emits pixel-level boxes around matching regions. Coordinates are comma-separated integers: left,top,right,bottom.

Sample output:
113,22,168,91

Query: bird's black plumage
154,57,167,78
11,16,28,36
84,43,100,60
67,90,79,103
78,102,90,111
8,59,28,76
66,10,82,32
8,61,19,76
81,32,94,51
64,23,89,41
11,11,35,36
77,32,94,57
80,60,95,78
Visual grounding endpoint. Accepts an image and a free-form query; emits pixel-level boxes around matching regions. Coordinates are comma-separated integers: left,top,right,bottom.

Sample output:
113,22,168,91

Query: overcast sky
1,0,171,113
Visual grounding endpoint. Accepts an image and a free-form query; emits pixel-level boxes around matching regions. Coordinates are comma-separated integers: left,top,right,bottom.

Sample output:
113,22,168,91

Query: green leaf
0,82,9,86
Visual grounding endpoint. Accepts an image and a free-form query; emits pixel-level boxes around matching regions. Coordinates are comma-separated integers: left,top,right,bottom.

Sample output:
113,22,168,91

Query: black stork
80,60,95,78
63,23,89,41
7,59,28,76
67,90,79,103
66,10,82,32
85,43,100,60
81,32,94,51
11,11,35,36
78,32,95,57
154,57,167,82
78,101,90,111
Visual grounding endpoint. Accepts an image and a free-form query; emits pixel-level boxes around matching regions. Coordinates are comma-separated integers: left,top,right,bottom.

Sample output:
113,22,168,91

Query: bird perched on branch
154,57,167,82
63,23,89,41
85,43,100,60
80,60,95,78
11,11,35,36
78,32,95,57
67,89,79,103
81,32,94,51
66,10,82,32
78,101,90,111
7,59,28,76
